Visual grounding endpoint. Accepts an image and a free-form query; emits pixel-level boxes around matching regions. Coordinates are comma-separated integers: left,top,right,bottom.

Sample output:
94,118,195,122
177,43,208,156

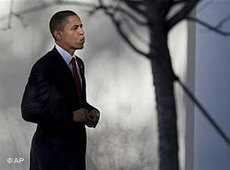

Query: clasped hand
73,108,100,128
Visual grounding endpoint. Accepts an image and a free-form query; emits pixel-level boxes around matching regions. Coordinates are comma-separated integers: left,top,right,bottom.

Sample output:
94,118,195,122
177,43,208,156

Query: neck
56,42,75,56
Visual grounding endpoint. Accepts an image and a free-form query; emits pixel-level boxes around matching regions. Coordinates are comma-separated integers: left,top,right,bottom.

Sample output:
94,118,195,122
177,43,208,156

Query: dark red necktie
70,57,82,103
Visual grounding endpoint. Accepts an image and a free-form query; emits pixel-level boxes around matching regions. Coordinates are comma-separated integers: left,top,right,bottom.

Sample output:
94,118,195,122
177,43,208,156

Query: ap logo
7,157,24,164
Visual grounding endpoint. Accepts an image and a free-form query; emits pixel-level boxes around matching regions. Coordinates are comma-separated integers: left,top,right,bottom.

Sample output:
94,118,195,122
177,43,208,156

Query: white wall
194,0,230,170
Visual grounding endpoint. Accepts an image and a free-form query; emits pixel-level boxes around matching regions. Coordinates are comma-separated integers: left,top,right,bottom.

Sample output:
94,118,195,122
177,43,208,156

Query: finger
87,118,98,125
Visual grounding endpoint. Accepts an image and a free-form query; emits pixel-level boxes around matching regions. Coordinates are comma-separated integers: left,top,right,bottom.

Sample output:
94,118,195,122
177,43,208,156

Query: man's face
56,15,85,51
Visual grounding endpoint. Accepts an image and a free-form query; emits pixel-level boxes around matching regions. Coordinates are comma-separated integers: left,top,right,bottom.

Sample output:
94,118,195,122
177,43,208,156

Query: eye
72,25,79,30
72,24,83,30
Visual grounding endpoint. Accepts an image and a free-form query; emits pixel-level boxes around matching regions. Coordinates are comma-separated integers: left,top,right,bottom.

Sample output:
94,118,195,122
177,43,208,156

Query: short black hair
49,10,78,39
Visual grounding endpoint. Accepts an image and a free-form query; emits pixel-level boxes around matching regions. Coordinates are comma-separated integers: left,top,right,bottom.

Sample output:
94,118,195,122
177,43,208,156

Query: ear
53,30,62,40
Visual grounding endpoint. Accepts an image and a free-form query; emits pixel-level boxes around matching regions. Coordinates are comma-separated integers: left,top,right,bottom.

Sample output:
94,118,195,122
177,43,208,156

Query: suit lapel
50,47,87,106
76,56,86,102
76,57,85,81
49,47,77,94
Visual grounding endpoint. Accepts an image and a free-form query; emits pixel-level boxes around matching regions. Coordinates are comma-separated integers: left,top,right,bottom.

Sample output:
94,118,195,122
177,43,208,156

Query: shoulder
27,48,61,82
32,48,58,71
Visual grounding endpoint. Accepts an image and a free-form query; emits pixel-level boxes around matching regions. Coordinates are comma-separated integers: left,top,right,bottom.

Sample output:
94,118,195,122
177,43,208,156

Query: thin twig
186,16,230,36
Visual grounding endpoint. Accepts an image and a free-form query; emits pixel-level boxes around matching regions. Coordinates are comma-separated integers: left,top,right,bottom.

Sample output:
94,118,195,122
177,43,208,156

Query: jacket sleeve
21,63,73,126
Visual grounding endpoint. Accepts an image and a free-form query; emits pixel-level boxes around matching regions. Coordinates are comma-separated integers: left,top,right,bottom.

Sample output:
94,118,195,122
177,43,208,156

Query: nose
78,27,84,35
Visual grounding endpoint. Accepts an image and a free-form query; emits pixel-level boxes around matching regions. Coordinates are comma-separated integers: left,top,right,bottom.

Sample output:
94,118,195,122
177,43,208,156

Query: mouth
81,38,85,43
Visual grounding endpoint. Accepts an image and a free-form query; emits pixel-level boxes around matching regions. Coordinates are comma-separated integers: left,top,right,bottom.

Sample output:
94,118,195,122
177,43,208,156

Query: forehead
65,15,82,26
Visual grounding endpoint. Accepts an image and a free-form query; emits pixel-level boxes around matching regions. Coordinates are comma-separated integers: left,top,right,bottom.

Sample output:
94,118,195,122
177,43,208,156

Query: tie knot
70,57,76,65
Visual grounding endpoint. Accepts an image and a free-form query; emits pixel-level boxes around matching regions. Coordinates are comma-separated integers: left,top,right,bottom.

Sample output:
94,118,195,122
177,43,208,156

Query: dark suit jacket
21,47,97,170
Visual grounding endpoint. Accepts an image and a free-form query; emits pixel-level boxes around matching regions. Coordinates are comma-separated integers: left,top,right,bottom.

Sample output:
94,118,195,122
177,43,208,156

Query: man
21,10,100,170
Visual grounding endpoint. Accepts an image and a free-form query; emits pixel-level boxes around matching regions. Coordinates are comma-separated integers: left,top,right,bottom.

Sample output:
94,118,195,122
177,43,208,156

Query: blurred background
0,0,229,170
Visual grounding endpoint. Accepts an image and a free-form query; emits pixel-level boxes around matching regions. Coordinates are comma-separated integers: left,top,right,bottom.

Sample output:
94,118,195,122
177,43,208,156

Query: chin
75,44,84,50
77,46,84,50
80,45,85,49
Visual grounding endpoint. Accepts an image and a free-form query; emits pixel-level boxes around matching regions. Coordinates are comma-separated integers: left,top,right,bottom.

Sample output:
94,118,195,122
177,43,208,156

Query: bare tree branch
109,0,122,15
186,16,230,36
123,0,146,17
120,14,149,45
110,15,150,58
88,4,147,25
0,0,96,30
97,0,150,58
1,0,148,31
116,7,147,25
167,0,201,31
55,0,97,8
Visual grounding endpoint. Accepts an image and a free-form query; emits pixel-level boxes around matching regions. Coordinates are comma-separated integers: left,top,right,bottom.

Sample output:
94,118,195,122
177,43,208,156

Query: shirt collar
55,44,75,65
